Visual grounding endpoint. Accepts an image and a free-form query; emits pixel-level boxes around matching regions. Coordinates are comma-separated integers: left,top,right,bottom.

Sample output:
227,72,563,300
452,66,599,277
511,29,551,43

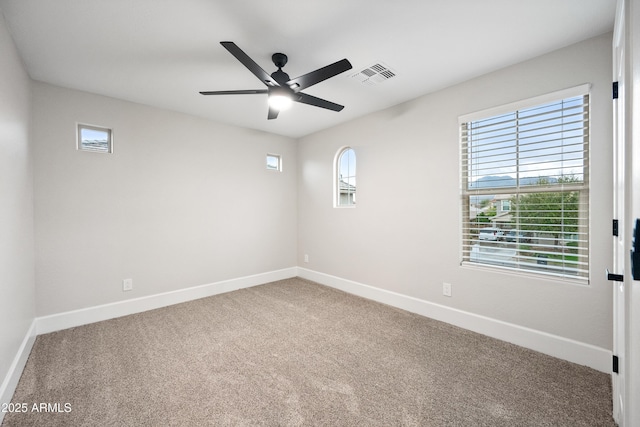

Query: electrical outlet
123,278,133,292
304,254,309,263
443,282,452,297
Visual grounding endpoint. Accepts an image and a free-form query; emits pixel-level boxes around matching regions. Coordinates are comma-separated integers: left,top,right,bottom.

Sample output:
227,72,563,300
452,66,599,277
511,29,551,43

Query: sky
79,127,109,142
465,95,586,188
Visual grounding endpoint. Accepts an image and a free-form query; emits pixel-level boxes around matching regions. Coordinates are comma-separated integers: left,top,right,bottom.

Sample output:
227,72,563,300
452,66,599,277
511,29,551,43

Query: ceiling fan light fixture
268,93,292,111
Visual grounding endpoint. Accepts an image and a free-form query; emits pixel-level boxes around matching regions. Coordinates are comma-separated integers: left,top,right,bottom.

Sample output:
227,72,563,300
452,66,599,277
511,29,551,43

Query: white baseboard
36,267,298,335
297,268,611,373
0,320,37,423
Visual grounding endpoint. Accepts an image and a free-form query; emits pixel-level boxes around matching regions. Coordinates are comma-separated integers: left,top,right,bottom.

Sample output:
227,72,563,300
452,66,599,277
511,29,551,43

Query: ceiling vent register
351,63,396,85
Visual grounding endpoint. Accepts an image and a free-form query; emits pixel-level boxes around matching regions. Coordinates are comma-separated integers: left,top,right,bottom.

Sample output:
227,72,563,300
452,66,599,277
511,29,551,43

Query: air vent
351,62,397,85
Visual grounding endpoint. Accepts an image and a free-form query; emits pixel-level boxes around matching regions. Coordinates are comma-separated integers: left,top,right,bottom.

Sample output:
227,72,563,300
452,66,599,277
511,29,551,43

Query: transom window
266,154,281,171
335,147,356,207
460,85,590,281
77,123,112,153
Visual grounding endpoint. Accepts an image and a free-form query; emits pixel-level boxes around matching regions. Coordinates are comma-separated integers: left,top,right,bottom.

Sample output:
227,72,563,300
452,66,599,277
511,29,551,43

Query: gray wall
32,83,297,316
0,11,35,390
297,33,613,349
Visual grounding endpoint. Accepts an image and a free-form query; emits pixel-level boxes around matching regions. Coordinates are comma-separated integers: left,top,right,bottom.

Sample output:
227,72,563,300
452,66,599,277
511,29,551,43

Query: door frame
612,0,626,423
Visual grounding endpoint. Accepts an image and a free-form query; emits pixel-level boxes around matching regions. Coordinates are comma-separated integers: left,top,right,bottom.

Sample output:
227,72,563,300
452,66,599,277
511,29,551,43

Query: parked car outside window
478,227,504,241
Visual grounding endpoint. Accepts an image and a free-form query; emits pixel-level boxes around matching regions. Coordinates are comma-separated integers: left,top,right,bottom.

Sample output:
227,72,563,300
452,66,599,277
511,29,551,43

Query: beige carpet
3,277,614,426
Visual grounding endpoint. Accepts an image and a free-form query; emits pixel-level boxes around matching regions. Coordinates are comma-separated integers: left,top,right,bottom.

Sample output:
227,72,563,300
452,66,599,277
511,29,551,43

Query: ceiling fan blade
267,105,279,120
287,59,352,92
295,92,344,112
199,89,268,95
220,41,279,87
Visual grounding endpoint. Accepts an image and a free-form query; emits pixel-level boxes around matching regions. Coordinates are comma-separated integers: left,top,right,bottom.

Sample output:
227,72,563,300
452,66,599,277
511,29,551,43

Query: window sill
460,261,589,286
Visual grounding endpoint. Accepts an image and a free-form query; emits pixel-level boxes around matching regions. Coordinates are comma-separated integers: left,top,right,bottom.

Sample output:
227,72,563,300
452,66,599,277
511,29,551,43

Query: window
77,124,112,153
266,154,281,171
335,147,356,206
460,85,590,281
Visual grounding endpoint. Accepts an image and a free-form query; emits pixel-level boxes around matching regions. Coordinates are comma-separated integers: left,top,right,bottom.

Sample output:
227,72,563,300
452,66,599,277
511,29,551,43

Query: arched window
335,147,356,207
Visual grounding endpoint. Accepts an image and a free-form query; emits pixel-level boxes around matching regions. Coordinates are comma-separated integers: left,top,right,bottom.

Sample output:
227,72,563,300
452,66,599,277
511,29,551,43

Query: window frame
334,147,356,208
77,123,113,153
459,84,591,283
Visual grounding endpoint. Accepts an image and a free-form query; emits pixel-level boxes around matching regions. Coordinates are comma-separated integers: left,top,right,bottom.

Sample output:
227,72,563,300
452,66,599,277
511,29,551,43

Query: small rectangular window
77,124,112,153
266,154,281,171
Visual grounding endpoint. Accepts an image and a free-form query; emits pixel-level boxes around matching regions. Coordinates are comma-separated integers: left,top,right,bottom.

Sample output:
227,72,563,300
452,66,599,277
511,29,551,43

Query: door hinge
613,355,619,374
607,269,624,282
613,81,619,99
613,219,619,236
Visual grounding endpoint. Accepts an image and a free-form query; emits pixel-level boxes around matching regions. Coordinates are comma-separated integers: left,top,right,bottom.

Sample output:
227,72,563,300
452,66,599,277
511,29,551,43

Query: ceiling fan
200,42,353,120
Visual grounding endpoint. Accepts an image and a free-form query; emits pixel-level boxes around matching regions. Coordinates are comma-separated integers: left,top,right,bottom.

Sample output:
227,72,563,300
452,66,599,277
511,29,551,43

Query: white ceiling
0,0,616,139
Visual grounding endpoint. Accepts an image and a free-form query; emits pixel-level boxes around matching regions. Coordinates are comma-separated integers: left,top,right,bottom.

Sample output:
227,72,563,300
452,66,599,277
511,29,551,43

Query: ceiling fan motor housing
272,52,288,69
271,53,291,85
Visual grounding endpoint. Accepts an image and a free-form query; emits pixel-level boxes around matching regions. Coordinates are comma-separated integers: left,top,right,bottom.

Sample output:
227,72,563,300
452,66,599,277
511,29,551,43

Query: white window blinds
461,90,590,281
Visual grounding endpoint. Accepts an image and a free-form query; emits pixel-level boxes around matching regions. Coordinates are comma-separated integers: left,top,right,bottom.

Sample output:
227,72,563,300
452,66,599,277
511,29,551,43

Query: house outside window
460,85,590,281
335,147,356,207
